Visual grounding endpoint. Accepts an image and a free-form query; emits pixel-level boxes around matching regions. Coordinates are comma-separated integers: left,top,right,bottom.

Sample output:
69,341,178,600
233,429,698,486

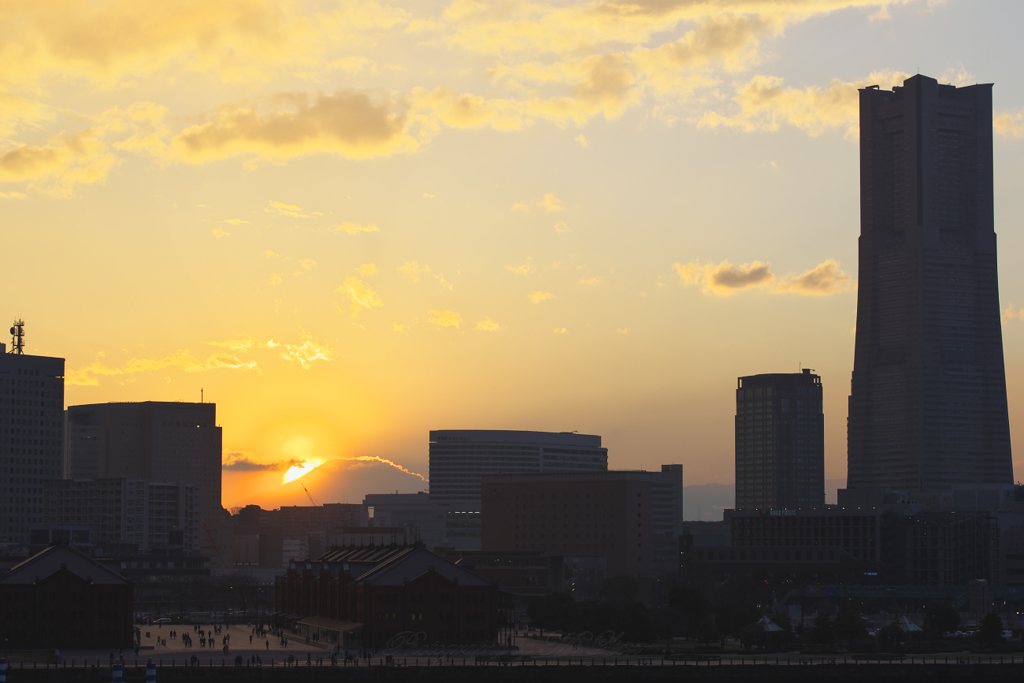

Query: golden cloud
553,327,568,334
359,263,379,276
212,227,230,238
66,350,258,386
579,276,602,285
279,335,332,369
994,110,1024,139
674,259,775,295
0,127,119,197
699,69,909,137
529,291,555,303
542,192,565,211
0,0,408,88
776,259,854,295
475,317,500,331
676,258,855,296
506,263,533,275
170,91,418,163
267,199,308,217
337,275,383,317
429,309,461,328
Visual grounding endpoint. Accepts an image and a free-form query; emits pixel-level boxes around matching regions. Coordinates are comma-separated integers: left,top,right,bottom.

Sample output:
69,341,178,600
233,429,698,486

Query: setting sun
283,461,319,484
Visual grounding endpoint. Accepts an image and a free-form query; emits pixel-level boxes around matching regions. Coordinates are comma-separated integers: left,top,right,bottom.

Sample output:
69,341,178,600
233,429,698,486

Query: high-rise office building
43,478,200,553
64,402,222,531
735,370,824,510
429,430,609,549
849,74,1013,493
0,342,65,545
428,430,609,510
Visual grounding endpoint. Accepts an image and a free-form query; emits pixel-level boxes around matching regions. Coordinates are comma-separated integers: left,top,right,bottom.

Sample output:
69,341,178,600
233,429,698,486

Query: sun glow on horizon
283,460,320,483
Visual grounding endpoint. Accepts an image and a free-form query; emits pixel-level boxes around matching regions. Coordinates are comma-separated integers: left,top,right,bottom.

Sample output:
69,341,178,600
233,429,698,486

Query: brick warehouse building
0,543,133,648
275,545,508,647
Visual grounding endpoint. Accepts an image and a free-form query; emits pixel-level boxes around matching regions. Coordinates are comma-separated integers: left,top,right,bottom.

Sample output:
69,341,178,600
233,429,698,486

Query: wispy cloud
429,309,461,328
267,199,308,218
476,317,500,331
579,276,602,285
512,192,566,213
66,350,258,386
212,227,230,238
506,263,533,275
337,275,383,317
279,334,332,369
529,291,555,303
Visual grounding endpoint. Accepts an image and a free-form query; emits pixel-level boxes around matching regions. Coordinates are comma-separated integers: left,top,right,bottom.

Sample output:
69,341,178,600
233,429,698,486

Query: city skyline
5,1,1024,509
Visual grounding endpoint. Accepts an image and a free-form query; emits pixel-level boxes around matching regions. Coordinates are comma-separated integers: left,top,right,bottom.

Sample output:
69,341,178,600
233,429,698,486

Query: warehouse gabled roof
1,544,126,585
354,547,491,587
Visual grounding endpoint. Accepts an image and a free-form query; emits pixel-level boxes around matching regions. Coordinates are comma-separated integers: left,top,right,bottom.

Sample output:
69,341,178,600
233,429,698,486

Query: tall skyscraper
0,340,65,545
849,74,1013,493
735,370,824,510
64,402,222,532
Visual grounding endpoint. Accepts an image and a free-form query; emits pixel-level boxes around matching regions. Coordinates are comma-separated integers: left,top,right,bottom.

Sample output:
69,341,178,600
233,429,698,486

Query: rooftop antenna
201,388,204,403
9,319,25,354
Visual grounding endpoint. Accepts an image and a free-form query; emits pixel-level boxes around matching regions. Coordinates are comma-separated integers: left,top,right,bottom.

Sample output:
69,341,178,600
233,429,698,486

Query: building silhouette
428,430,608,548
0,342,65,546
64,401,222,544
480,466,683,580
848,74,1013,493
735,370,824,510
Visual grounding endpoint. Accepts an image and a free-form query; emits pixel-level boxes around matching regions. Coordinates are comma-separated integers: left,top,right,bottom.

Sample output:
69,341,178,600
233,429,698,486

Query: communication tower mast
9,319,24,354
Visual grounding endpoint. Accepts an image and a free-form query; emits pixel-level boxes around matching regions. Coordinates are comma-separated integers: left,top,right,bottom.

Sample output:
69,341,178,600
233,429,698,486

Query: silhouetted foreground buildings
0,543,133,649
0,345,65,546
274,545,509,647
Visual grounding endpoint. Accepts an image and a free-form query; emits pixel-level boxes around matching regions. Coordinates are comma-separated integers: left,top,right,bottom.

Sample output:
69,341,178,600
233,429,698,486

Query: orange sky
4,1,1024,507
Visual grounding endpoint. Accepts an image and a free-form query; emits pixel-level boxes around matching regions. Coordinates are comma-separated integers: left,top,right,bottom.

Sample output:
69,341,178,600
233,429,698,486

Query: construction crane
301,483,320,507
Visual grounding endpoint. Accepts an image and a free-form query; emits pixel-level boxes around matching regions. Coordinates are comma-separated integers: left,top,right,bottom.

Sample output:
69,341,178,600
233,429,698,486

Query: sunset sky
4,0,1024,509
